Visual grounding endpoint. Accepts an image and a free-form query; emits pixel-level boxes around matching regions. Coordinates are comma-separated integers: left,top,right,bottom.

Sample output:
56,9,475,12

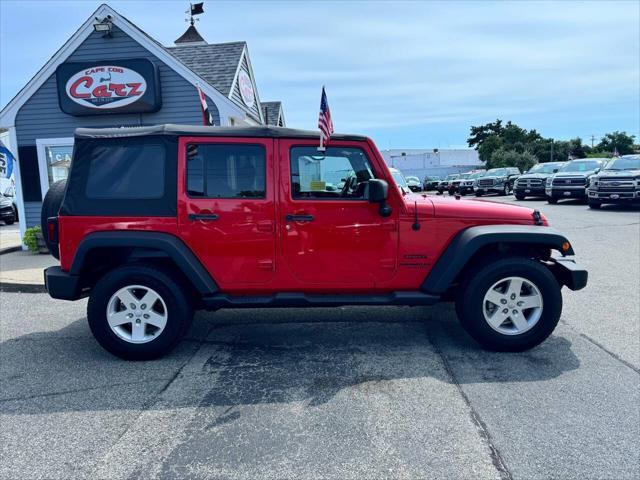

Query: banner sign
0,140,15,179
238,70,255,109
56,59,161,116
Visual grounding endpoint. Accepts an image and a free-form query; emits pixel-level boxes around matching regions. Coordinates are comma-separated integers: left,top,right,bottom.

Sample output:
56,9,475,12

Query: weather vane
185,2,204,26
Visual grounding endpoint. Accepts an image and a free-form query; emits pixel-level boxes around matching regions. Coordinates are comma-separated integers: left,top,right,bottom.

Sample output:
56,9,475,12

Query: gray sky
1,0,638,148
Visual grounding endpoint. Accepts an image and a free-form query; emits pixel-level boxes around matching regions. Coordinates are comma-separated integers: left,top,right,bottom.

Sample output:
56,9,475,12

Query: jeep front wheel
455,257,562,351
87,265,193,360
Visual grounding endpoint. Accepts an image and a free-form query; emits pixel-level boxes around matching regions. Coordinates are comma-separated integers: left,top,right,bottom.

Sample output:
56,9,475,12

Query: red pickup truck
42,125,587,360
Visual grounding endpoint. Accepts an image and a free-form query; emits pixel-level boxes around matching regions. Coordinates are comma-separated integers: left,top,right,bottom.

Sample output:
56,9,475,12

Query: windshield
391,170,408,188
468,171,485,179
561,160,602,172
457,173,471,180
486,168,507,175
527,163,564,174
445,174,459,180
604,156,640,171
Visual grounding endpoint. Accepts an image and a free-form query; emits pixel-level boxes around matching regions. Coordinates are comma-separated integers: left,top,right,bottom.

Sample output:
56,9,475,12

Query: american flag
318,86,334,147
197,84,214,126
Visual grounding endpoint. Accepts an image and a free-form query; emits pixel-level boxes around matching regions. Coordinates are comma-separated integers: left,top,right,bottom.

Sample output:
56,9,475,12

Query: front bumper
545,186,587,199
587,188,640,202
459,185,474,194
514,186,545,196
0,206,15,219
547,257,588,291
44,266,86,300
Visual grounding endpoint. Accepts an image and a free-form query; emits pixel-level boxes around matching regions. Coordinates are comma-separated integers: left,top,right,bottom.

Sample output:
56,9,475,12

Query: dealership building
379,148,482,180
0,3,285,240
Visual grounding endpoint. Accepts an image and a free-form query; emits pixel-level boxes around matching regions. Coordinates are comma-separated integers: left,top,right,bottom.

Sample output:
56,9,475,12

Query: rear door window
186,144,266,198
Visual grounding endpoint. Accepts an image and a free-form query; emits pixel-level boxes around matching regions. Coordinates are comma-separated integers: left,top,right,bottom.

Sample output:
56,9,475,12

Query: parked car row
393,154,639,210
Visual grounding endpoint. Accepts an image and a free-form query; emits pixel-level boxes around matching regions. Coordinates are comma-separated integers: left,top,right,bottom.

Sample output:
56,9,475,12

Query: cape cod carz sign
56,59,161,116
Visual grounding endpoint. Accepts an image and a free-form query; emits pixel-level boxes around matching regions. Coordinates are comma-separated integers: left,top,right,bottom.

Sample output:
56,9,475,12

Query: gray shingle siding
14,25,220,227
261,101,283,126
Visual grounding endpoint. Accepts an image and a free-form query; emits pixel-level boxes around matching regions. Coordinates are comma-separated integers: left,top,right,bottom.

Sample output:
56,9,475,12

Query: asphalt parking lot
1,197,638,480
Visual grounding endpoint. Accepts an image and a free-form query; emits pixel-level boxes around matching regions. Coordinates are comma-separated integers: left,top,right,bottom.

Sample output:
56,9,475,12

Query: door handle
188,213,219,221
285,214,314,222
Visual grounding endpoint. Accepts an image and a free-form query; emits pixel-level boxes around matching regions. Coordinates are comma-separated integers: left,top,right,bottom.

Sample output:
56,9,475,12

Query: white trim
6,126,27,245
36,137,74,200
0,4,245,129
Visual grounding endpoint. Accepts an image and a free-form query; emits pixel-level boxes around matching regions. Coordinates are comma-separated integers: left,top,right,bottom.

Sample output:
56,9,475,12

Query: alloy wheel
106,285,168,344
482,276,543,335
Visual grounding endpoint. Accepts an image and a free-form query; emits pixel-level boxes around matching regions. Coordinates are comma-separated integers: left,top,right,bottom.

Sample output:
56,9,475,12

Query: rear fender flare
70,231,218,295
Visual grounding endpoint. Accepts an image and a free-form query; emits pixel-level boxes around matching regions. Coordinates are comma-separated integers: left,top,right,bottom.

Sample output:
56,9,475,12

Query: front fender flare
421,225,574,294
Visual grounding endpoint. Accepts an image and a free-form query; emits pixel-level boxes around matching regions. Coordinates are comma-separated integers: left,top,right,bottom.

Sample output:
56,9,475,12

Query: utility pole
590,134,596,148
550,139,554,162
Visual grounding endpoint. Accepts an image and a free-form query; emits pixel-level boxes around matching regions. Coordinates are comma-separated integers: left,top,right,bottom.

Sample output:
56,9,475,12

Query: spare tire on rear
40,179,67,259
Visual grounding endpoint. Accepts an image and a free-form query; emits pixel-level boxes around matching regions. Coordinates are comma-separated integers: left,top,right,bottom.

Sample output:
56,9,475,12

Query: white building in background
379,148,482,179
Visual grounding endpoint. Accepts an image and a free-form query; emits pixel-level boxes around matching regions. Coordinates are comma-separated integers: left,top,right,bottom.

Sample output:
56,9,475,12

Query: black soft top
74,124,368,142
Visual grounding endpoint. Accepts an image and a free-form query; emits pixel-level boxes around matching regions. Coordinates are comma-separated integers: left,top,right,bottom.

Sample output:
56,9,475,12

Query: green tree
489,148,537,172
596,131,636,155
467,119,503,150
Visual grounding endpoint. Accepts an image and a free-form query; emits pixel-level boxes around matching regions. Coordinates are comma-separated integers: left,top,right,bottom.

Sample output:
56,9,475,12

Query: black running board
202,291,440,310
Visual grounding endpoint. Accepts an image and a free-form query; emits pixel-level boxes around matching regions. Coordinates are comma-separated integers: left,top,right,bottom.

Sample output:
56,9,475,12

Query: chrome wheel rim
106,285,167,344
482,276,543,335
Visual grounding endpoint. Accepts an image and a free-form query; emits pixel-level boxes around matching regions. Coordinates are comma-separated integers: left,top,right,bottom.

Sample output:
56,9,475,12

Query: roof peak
174,24,206,45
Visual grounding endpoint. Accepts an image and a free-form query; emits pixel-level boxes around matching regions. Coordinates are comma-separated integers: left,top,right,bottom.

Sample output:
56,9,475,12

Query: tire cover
40,179,67,259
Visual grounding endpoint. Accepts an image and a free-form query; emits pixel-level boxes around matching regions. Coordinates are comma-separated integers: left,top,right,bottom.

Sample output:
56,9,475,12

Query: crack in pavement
425,329,513,480
559,319,640,375
0,378,171,404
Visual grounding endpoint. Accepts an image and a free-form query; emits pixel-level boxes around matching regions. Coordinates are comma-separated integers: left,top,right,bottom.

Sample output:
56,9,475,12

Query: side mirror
553,168,559,173
594,168,601,173
366,179,388,203
366,179,392,217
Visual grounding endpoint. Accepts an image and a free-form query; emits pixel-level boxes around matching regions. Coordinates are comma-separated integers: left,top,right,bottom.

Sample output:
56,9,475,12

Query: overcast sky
1,0,638,148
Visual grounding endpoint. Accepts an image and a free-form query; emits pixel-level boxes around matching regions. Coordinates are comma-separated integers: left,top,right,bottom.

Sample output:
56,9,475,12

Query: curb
0,245,22,255
0,282,47,293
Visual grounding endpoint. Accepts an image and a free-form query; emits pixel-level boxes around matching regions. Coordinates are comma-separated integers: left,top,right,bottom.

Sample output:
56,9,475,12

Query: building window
36,137,74,199
45,145,73,184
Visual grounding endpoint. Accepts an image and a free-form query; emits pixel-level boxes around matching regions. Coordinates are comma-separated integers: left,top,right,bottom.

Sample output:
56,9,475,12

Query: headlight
0,199,11,207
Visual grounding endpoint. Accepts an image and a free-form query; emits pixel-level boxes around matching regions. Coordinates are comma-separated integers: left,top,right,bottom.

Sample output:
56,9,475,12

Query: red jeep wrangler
42,125,587,360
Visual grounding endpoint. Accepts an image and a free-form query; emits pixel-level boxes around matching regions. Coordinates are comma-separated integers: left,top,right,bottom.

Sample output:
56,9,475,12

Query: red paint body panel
58,135,543,295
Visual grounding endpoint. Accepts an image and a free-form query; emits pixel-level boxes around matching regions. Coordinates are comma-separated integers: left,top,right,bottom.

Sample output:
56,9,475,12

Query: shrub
23,226,42,252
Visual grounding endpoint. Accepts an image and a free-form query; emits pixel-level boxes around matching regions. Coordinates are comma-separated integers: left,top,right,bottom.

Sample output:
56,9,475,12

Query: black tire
514,194,525,200
475,191,482,197
499,183,509,196
4,216,15,225
547,197,558,204
455,257,562,352
588,200,601,209
40,179,67,259
87,264,194,360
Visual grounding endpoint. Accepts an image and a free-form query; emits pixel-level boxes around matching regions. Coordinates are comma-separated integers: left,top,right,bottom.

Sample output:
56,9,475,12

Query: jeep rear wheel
87,265,193,360
455,257,562,351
